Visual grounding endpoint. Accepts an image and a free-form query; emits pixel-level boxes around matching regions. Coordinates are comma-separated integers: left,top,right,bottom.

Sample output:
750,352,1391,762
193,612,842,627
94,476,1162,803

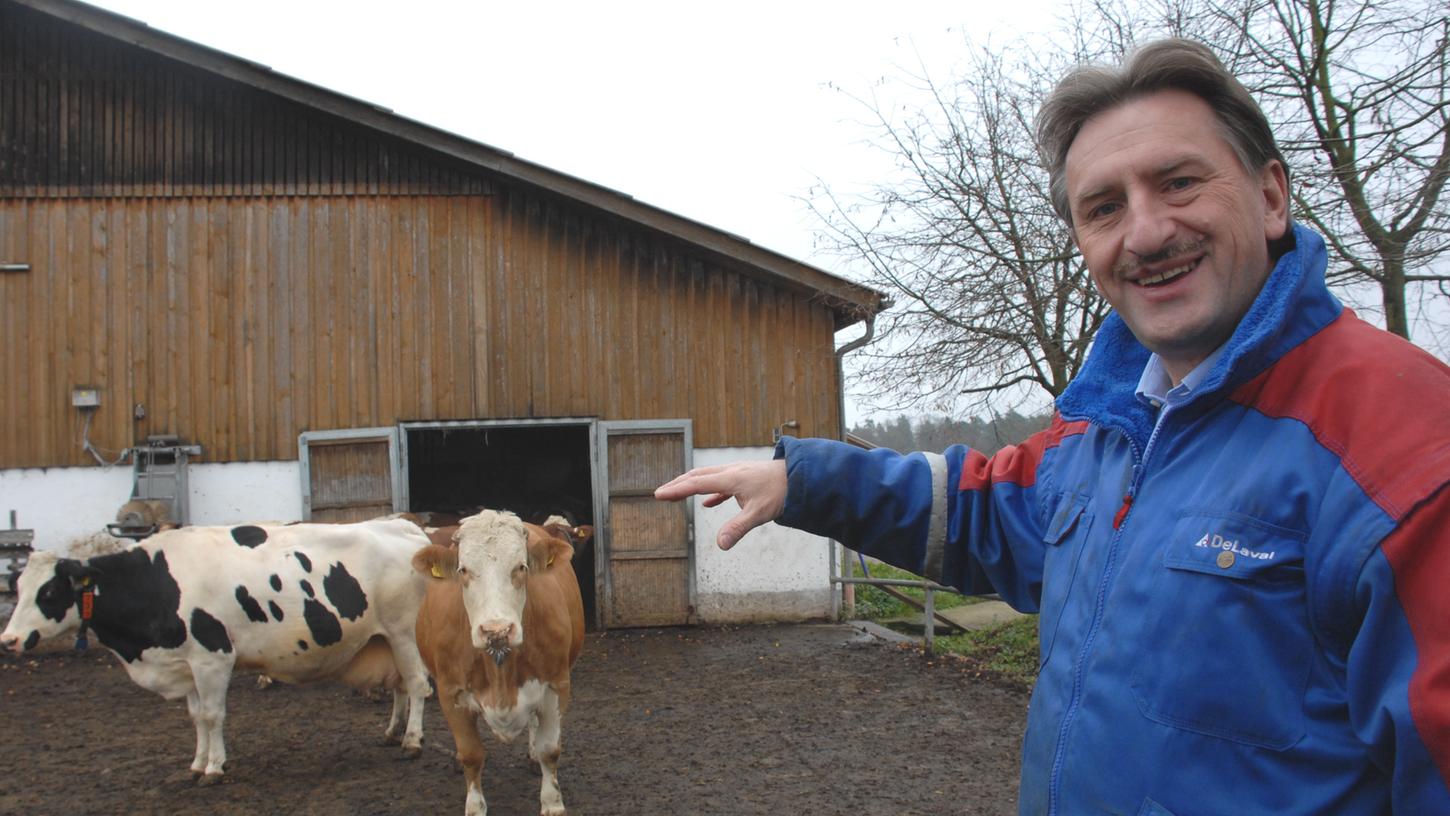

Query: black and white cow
0,518,433,783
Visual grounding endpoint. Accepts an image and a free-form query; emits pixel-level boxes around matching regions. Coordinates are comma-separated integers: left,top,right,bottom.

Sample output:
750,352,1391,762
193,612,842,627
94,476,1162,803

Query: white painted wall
690,446,837,623
3,444,837,625
0,461,304,553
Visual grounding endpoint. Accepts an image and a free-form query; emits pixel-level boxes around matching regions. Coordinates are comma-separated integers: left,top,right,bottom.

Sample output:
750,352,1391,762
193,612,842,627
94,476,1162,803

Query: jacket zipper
1046,415,1165,815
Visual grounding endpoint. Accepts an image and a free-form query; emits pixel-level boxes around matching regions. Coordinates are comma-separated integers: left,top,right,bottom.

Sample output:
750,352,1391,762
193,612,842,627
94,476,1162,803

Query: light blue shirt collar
1135,343,1229,410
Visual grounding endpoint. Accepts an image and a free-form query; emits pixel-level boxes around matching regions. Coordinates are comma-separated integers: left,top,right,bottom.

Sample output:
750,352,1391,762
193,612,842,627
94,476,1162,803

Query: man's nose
1121,199,1177,259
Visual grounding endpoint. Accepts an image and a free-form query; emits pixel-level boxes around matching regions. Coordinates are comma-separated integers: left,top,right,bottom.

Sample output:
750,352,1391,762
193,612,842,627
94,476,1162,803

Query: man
656,39,1450,813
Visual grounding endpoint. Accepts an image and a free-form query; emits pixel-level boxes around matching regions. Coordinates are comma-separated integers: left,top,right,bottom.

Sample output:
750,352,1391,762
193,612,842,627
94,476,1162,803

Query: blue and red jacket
776,224,1450,814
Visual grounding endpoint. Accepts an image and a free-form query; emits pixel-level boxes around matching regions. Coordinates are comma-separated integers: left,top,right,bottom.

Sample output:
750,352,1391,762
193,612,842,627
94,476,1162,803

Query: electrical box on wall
71,387,100,408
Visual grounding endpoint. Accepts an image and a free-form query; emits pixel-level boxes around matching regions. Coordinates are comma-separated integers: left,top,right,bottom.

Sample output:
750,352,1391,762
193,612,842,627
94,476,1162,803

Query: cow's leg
440,689,489,816
384,687,408,744
528,685,567,816
185,690,210,777
382,634,432,758
190,660,234,784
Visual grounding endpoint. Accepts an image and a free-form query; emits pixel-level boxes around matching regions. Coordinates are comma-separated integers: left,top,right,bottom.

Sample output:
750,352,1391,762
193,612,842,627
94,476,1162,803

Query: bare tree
822,0,1446,418
1168,0,1450,339
811,46,1109,416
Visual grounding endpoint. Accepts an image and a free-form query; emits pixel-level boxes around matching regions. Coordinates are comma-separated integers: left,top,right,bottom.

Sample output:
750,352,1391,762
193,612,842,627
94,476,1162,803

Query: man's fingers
717,506,773,551
656,460,786,549
654,467,726,501
718,516,747,551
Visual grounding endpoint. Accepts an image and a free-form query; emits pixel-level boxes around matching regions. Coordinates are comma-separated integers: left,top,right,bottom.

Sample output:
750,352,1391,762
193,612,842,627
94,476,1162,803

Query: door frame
401,417,603,627
595,419,694,628
297,426,405,521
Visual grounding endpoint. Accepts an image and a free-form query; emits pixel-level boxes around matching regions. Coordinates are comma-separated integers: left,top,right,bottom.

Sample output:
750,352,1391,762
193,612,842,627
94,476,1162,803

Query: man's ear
411,544,459,579
1260,160,1290,242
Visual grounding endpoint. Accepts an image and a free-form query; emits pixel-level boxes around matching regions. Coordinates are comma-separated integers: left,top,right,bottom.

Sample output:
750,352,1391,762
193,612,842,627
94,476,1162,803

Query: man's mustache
1112,239,1207,276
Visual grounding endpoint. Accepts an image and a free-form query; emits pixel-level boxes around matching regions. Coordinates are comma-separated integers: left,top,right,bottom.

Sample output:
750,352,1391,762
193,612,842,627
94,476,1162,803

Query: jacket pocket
1136,798,1177,816
1129,509,1311,750
1037,492,1094,668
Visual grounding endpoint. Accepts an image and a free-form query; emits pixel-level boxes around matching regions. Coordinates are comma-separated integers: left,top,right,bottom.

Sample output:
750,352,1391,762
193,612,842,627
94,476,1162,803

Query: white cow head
1,551,96,654
412,510,576,664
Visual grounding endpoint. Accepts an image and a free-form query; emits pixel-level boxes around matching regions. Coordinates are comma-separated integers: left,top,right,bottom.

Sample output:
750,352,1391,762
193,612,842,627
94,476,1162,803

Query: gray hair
1036,38,1288,226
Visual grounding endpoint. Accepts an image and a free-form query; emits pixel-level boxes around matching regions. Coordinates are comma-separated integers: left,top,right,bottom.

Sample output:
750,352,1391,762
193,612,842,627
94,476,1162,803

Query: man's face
1065,89,1289,382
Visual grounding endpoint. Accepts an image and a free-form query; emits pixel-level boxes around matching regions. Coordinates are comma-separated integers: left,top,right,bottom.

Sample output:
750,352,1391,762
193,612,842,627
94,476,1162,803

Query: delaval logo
1193,532,1276,561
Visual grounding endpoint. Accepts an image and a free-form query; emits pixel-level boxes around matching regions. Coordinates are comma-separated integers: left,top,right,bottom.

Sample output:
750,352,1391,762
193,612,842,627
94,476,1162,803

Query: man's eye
1167,177,1195,191
1088,201,1120,220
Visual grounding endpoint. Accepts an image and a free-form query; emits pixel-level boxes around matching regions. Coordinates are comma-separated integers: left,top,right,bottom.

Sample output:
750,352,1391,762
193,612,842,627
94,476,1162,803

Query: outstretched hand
654,459,787,550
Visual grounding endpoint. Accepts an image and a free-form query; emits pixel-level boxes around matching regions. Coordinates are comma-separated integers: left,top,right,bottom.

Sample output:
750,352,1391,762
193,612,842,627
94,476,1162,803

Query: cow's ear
528,535,575,572
411,545,459,579
54,559,100,587
543,521,592,547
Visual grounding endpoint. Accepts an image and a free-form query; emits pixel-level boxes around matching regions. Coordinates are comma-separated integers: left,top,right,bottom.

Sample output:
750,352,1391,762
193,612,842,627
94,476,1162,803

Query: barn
0,0,886,629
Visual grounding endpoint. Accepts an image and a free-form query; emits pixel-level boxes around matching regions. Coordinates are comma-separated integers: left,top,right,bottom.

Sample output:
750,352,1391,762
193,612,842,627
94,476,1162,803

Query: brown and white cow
413,510,586,816
0,518,433,782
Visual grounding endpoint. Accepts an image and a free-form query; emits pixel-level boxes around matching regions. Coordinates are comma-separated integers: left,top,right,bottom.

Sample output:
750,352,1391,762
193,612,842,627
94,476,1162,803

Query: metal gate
596,420,693,627
298,427,405,522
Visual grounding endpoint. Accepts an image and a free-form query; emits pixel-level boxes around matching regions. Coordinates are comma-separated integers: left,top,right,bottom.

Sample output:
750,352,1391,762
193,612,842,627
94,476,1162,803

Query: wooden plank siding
0,193,844,467
0,1,848,469
0,2,486,199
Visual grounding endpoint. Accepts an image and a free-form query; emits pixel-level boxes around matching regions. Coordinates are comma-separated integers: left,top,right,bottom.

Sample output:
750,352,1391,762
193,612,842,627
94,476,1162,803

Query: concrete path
937,599,1028,630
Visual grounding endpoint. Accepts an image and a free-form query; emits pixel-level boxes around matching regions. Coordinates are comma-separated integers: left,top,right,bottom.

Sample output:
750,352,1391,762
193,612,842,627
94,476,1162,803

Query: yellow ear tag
547,555,555,567
431,565,445,579
80,577,92,587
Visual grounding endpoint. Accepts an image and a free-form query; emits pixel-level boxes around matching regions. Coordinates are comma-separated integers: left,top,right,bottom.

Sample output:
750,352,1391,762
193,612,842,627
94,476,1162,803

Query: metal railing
831,574,962,653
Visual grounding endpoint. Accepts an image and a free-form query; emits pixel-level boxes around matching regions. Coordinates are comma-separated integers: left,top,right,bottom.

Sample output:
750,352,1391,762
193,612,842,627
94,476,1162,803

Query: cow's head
541,515,594,551
0,551,99,654
413,510,575,663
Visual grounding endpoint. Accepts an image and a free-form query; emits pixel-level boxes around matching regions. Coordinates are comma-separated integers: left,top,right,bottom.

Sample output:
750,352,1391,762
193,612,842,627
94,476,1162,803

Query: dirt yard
0,623,1027,815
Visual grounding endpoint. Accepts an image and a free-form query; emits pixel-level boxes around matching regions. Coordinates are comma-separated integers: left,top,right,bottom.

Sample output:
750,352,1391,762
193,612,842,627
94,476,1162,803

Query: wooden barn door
298,427,406,522
597,420,694,627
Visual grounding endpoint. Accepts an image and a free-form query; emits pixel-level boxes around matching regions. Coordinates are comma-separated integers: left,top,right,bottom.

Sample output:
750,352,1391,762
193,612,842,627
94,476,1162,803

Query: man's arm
656,421,1082,609
1349,483,1450,808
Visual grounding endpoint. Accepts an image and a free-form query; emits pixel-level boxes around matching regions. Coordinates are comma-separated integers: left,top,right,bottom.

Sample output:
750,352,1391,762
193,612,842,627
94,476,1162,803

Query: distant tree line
848,410,1051,456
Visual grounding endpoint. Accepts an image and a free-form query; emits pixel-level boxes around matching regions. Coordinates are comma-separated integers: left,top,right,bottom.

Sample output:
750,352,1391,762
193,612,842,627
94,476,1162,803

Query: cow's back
145,519,429,682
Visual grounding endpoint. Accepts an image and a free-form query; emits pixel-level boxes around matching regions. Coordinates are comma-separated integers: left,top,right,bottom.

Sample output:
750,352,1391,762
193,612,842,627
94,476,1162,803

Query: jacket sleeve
774,419,1079,611
1349,482,1450,808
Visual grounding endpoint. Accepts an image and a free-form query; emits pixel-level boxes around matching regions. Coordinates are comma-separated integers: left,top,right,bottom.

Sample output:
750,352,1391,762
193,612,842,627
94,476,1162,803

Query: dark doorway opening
405,423,597,630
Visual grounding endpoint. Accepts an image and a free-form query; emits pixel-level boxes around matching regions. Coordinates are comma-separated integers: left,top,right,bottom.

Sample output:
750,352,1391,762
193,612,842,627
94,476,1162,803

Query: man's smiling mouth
1138,258,1199,287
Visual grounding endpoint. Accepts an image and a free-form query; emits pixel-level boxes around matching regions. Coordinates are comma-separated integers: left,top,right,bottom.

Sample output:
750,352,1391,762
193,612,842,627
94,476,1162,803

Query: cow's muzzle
477,622,517,665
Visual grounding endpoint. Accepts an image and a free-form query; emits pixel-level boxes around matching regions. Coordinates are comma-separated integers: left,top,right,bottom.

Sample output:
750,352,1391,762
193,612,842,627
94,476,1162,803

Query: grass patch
934,615,1040,685
847,558,1039,688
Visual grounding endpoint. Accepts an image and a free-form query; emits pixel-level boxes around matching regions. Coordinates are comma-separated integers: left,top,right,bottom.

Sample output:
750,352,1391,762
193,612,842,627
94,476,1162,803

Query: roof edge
17,0,886,325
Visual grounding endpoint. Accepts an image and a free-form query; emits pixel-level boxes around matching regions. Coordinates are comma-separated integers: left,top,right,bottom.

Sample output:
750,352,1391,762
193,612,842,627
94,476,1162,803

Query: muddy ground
0,624,1027,815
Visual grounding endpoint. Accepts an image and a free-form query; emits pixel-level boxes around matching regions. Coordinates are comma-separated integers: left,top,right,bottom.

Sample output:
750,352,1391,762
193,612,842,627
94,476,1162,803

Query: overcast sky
80,0,1071,423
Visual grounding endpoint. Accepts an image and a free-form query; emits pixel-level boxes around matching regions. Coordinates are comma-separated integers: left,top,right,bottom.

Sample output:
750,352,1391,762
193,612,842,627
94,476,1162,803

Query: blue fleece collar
1056,223,1342,452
